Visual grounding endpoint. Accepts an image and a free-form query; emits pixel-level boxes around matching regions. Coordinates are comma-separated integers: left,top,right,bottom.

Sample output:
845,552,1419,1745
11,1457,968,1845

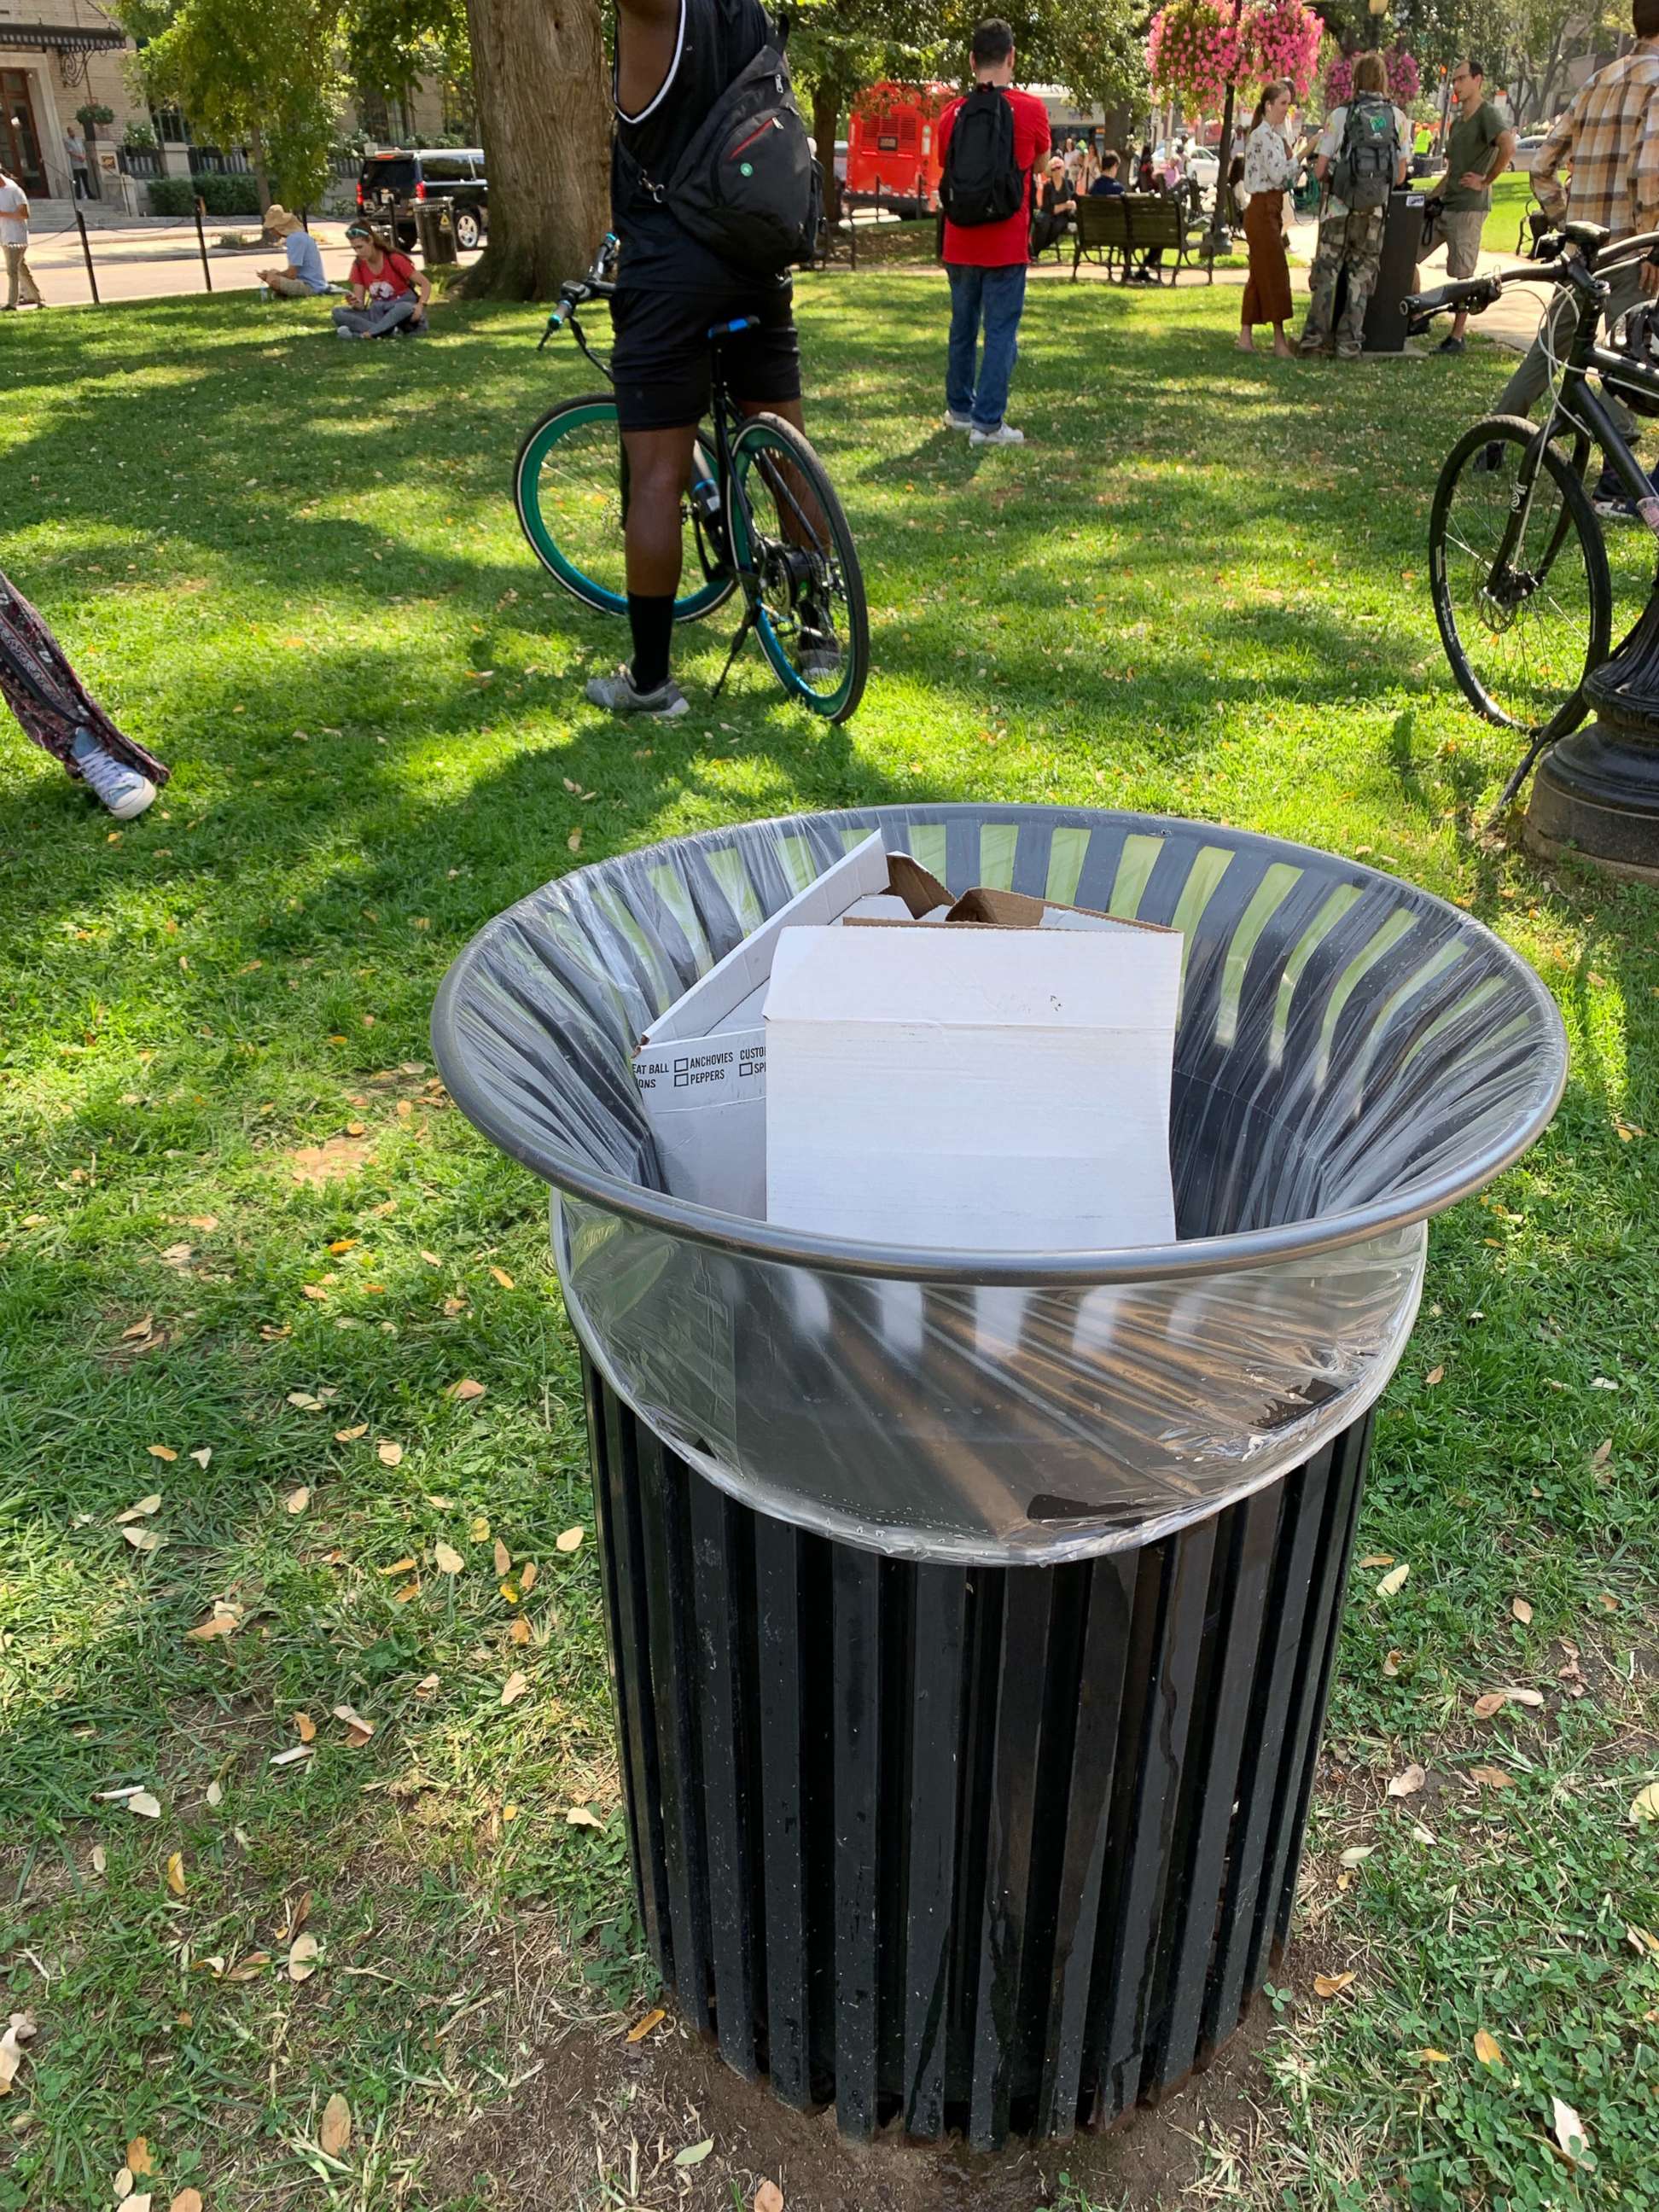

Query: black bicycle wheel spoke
729,417,869,722
1430,419,1610,736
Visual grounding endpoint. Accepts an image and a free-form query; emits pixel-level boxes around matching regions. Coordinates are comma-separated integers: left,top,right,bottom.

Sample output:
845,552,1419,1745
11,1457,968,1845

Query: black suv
358,148,487,253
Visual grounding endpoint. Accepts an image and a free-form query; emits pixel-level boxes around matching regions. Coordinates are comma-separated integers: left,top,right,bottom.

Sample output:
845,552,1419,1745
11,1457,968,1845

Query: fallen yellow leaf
1377,1563,1410,1598
556,1527,584,1555
1474,2029,1503,2067
501,1670,529,1707
1423,1366,1445,1387
1511,1596,1533,1625
626,2007,667,2044
166,1852,186,1897
1313,1970,1355,1999
335,1423,368,1442
490,1265,515,1289
285,1487,311,1515
493,1538,511,1576
148,1444,178,1462
376,1441,404,1467
434,1541,464,1575
127,2137,154,2178
294,1711,317,1743
1629,1780,1659,1824
1470,1765,1514,1789
754,2185,784,2212
116,1494,163,1523
448,1378,486,1402
319,2090,352,2157
169,2193,204,2212
519,1560,538,1593
288,1931,320,1982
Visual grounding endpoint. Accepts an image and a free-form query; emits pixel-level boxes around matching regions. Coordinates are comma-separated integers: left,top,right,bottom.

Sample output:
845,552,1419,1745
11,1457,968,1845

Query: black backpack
1337,92,1398,210
941,84,1026,227
626,43,821,275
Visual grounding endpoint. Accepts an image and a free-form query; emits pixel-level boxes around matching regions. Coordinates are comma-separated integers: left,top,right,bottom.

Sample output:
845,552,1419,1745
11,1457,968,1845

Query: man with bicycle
588,0,827,718
1493,0,1659,518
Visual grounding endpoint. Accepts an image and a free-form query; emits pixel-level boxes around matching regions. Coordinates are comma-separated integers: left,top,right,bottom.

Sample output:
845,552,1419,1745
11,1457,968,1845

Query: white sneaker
969,422,1026,447
70,728,156,820
945,409,975,429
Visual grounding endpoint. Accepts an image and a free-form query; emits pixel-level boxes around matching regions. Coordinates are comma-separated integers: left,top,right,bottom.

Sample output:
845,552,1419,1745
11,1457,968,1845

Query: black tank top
611,0,774,291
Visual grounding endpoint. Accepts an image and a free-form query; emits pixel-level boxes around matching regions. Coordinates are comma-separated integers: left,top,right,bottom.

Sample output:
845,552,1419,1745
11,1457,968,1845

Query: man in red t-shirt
938,20,1050,446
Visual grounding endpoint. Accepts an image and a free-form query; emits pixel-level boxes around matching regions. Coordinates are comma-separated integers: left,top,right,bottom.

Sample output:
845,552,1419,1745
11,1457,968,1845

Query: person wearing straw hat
256,205,329,298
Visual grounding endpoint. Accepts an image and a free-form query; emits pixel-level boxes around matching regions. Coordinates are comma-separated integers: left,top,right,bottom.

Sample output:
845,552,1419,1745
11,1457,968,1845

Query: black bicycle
1407,218,1659,806
513,237,869,722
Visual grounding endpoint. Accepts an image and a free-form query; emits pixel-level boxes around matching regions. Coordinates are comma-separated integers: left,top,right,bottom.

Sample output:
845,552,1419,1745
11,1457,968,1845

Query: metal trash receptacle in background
1363,188,1429,353
433,806,1565,2149
416,201,457,266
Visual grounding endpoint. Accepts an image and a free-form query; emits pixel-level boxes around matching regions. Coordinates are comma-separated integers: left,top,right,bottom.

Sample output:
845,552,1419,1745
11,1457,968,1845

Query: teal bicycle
514,237,868,722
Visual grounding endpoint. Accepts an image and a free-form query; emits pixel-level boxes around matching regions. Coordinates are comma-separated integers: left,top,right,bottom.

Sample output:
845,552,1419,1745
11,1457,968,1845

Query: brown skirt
1241,191,1292,327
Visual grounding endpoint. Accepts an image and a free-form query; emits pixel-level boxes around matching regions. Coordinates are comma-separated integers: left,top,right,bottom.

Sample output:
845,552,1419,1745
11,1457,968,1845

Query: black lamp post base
1524,586,1659,881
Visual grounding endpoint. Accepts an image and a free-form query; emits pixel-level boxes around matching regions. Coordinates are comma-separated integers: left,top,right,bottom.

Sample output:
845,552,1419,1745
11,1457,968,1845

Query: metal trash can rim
431,803,1567,1289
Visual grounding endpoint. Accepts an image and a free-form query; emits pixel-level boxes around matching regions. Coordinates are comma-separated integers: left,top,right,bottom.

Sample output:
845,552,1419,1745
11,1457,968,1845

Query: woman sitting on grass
330,223,431,341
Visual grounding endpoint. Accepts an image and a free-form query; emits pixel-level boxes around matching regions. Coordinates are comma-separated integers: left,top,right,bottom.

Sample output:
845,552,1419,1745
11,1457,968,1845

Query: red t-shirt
938,85,1051,267
350,250,418,302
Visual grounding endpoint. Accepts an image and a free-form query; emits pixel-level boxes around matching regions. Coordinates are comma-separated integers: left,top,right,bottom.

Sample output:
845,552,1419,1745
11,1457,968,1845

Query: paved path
11,218,479,309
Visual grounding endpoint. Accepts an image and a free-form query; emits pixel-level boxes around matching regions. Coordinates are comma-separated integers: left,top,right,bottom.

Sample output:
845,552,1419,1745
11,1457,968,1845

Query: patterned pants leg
1301,207,1384,351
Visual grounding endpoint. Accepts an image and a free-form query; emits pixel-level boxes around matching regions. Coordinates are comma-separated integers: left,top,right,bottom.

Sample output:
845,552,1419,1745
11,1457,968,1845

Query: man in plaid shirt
1493,0,1659,517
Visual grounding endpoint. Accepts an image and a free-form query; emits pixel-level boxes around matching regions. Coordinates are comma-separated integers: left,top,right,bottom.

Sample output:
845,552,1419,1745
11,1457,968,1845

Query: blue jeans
946,262,1027,432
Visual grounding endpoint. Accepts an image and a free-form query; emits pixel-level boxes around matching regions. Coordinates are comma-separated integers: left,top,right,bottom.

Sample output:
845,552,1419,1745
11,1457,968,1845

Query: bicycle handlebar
1402,245,1614,324
538,233,619,346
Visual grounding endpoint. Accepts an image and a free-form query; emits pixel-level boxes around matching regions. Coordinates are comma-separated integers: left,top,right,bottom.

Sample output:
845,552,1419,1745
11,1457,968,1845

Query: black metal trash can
415,201,457,266
434,805,1565,2149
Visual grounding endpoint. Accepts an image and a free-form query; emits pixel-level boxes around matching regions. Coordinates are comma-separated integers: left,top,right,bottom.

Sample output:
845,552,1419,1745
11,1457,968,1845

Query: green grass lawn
3,271,1659,2212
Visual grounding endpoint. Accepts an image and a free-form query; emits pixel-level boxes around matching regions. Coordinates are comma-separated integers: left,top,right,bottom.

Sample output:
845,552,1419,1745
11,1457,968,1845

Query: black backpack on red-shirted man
940,83,1025,226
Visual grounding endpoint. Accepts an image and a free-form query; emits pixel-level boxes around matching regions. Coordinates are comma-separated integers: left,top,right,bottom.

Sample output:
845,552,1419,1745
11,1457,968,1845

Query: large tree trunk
462,0,609,299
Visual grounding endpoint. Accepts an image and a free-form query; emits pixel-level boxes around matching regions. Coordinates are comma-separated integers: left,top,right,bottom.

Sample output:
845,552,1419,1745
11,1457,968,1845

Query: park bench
1071,191,1213,284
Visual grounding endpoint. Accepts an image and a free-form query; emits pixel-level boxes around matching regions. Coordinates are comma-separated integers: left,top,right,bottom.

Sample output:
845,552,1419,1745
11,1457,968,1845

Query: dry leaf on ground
626,2007,667,2044
1424,1365,1445,1386
0,2011,35,2094
288,1932,320,1982
1629,1781,1659,1824
147,1445,178,1463
1475,2029,1504,2067
754,2185,784,2212
123,1527,165,1553
674,2139,713,2168
115,2196,151,2212
294,1712,317,1743
319,2091,352,2156
115,1494,162,1523
170,2192,205,2212
434,1541,464,1575
556,1527,584,1555
285,1487,311,1515
1358,1553,1394,1569
500,1671,529,1707
509,1616,531,1646
1511,1596,1534,1624
333,1704,374,1744
376,1441,404,1467
493,1538,510,1576
166,1852,186,1897
1472,1692,1505,1719
519,1560,538,1592
289,1136,373,1188
1551,2096,1589,2163
448,1378,486,1402
205,1781,222,1808
1338,1845,1375,1868
489,1266,515,1289
1470,1765,1514,1789
566,1805,602,1828
1415,2047,1451,2064
1386,1763,1426,1799
1377,1563,1410,1598
1313,1970,1355,1998
270,1745,312,1769
128,1791,161,1818
335,1423,368,1442
189,1447,212,1469
126,2138,154,2177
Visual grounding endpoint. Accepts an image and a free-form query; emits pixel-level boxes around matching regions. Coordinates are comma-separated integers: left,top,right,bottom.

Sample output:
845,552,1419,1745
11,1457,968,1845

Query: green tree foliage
114,0,347,207
346,0,472,134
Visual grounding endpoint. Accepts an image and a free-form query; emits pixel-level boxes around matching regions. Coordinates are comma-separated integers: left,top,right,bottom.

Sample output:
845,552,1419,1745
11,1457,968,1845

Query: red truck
843,81,955,216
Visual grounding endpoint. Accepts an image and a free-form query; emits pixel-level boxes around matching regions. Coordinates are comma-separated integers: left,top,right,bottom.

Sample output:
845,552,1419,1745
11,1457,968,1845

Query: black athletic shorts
609,282,800,432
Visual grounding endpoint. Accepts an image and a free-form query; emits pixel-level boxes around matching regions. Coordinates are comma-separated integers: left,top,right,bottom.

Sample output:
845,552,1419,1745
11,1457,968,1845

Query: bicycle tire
513,395,735,623
727,412,869,723
1429,413,1610,739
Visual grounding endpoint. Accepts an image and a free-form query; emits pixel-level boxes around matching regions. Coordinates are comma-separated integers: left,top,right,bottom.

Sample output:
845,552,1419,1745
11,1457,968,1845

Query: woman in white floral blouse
1237,81,1297,356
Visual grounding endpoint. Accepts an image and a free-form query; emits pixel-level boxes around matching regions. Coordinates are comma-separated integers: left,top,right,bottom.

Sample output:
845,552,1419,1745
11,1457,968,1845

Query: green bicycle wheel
728,411,869,721
513,394,735,623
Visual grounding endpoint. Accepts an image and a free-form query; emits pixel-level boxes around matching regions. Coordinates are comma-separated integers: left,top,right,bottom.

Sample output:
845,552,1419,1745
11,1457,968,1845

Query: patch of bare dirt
425,1967,1286,2211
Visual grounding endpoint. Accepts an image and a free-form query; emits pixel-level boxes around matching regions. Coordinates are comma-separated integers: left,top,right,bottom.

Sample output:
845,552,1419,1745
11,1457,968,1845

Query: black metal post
73,206,98,306
193,196,212,291
1526,588,1659,881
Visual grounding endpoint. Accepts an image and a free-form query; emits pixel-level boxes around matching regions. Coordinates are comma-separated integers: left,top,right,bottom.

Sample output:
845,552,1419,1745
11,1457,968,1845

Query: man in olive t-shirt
1417,58,1515,352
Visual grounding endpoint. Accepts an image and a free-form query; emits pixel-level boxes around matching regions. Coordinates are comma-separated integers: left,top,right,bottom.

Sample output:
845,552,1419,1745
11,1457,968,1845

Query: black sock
626,593,675,694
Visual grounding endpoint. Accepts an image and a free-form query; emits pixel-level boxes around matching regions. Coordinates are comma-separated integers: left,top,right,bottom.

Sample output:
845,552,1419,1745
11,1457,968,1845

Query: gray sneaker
584,666,690,718
70,728,156,820
945,409,975,429
969,422,1025,447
